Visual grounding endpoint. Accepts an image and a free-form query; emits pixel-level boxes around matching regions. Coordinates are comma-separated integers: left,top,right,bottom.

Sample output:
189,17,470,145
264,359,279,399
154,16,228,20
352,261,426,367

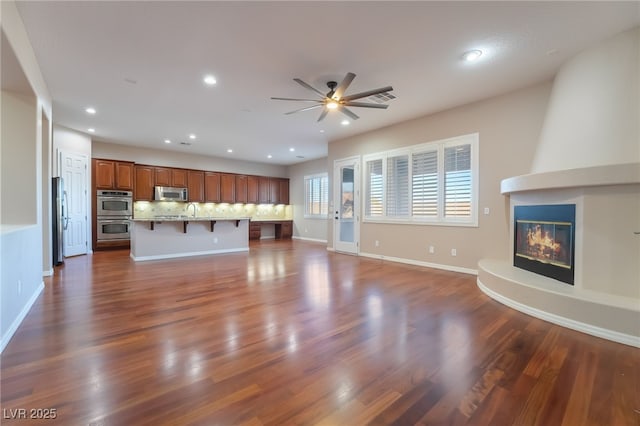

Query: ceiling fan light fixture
326,100,339,110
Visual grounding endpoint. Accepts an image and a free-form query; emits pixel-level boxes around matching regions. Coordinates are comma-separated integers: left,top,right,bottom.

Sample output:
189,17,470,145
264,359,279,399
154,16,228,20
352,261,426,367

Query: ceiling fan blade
332,72,356,100
341,86,394,102
293,78,327,98
343,101,389,109
271,97,323,102
285,104,323,115
317,108,329,122
338,106,359,120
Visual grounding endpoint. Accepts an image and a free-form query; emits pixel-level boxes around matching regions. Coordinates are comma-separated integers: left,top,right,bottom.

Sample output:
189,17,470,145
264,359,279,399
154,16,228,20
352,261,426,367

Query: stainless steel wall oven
96,190,132,242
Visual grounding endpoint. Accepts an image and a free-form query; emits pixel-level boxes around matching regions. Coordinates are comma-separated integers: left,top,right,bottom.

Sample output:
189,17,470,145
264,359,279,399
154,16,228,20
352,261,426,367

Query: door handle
63,191,70,230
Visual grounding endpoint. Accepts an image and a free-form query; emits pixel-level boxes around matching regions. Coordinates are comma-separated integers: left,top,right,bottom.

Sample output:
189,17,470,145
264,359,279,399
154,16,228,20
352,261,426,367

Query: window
304,173,328,218
363,133,478,226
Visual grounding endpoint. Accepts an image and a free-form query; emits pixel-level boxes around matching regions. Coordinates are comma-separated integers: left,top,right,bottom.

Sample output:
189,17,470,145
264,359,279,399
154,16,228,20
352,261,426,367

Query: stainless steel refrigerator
52,177,66,265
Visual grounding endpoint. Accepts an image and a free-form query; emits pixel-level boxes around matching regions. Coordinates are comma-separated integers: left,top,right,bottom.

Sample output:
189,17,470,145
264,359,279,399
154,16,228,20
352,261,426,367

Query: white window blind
366,159,383,217
386,155,410,216
363,133,478,226
304,174,328,218
444,144,471,218
412,150,438,217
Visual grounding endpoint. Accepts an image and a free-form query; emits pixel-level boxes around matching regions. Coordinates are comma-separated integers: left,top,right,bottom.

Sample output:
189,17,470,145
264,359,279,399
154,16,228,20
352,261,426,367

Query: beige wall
53,125,92,176
1,0,52,351
287,157,329,242
327,81,553,270
1,91,37,224
533,27,639,173
93,139,287,178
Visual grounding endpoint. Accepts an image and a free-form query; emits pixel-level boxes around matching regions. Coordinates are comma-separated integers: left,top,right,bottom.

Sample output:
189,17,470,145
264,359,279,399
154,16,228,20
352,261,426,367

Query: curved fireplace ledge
500,163,640,194
477,259,640,348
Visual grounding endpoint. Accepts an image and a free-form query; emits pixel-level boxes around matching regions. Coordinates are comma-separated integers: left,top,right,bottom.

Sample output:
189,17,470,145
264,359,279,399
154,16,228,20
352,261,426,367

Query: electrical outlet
484,207,490,215
429,245,435,254
213,237,218,244
451,248,457,256
17,280,22,295
375,240,380,247
304,228,308,233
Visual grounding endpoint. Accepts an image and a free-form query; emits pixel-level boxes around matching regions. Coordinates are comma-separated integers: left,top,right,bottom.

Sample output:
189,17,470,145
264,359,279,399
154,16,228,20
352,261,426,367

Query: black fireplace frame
513,204,576,285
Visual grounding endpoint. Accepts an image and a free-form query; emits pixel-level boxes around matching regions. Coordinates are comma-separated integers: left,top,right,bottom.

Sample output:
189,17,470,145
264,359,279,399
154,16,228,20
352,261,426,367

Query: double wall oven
96,190,132,242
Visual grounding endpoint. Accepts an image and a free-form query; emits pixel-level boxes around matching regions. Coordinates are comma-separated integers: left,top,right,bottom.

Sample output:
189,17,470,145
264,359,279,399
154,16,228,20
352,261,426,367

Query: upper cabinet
187,170,204,202
155,167,187,187
278,178,290,205
258,177,271,204
247,175,259,204
235,175,248,204
134,165,154,201
220,173,236,203
94,159,134,191
204,172,221,203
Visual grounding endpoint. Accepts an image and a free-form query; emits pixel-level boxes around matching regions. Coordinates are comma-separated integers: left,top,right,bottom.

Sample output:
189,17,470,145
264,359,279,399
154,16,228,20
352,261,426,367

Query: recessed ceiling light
267,154,273,159
289,148,295,152
85,107,96,114
88,128,95,133
320,130,325,133
341,120,350,126
462,49,483,62
203,75,217,85
189,134,196,139
227,149,233,153
164,139,171,144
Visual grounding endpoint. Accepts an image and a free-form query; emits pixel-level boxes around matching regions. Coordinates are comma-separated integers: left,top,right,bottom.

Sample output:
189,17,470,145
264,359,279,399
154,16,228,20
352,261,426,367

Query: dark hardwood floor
1,240,638,425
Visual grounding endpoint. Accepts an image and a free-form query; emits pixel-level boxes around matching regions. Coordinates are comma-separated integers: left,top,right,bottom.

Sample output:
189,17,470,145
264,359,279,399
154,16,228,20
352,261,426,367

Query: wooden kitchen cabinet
155,167,188,187
204,172,221,202
94,159,134,191
258,177,271,204
134,165,155,201
269,178,279,204
187,170,205,202
115,162,134,190
220,173,236,203
247,175,259,204
235,175,248,204
95,159,115,189
278,178,290,205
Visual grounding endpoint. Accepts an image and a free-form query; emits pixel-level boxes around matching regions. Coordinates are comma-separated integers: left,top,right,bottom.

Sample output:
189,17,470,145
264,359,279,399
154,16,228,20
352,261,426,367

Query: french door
333,157,360,255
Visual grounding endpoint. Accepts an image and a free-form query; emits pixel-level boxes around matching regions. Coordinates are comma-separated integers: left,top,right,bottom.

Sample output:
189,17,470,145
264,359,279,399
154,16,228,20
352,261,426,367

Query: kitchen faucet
186,202,197,218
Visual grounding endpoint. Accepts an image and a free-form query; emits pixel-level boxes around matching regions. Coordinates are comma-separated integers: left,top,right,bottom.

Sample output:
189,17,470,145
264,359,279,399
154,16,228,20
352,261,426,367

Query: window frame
363,133,479,227
303,172,329,219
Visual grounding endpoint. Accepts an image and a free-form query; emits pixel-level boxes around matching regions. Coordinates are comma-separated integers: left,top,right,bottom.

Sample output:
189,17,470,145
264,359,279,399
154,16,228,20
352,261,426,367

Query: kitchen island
130,216,250,261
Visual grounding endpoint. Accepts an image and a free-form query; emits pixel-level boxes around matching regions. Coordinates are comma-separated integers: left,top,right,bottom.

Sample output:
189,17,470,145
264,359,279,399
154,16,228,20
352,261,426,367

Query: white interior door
333,157,360,254
60,151,88,257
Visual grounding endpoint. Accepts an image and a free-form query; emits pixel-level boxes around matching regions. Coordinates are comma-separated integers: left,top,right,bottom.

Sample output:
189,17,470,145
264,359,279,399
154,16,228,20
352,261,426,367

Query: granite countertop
132,216,252,222
250,218,293,222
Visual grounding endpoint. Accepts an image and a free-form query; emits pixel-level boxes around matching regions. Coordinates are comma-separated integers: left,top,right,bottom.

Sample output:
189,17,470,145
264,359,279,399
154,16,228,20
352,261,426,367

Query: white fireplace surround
478,163,640,347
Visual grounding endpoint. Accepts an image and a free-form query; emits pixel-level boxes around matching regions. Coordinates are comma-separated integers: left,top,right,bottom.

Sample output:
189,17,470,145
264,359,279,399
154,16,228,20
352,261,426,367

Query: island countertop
132,216,252,222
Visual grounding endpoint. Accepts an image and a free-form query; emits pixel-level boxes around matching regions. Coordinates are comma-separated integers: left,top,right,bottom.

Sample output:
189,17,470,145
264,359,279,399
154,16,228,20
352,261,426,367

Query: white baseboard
43,268,53,277
477,278,640,348
292,236,328,244
130,247,249,262
1,281,45,353
326,247,335,252
259,236,275,240
359,252,478,275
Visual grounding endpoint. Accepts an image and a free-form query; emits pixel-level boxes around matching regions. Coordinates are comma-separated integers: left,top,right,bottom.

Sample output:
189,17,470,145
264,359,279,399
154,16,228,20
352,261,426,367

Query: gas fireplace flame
526,225,561,258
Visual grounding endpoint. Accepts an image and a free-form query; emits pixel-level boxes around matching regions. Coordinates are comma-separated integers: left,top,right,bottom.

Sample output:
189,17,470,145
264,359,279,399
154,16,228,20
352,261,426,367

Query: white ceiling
15,1,640,165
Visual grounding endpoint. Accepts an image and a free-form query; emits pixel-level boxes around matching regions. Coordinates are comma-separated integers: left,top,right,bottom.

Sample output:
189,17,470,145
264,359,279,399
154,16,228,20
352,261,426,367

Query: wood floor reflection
1,240,638,425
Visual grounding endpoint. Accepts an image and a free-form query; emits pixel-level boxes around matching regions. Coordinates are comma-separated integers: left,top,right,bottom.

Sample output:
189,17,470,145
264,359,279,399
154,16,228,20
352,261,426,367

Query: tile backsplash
134,201,292,221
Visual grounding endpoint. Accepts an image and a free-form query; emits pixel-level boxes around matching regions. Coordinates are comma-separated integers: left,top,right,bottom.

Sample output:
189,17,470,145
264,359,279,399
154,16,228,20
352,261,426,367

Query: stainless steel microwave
154,186,188,201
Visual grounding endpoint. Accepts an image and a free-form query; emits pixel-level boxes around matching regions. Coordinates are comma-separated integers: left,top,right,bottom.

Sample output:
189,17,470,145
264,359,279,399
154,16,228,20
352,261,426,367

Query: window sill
363,218,478,228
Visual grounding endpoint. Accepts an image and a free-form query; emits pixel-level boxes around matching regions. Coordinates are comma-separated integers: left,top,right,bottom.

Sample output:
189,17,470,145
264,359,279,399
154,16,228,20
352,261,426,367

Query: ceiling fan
271,72,394,122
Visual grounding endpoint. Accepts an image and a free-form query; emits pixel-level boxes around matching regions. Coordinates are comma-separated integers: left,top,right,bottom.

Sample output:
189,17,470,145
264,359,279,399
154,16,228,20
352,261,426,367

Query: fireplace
513,204,576,285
